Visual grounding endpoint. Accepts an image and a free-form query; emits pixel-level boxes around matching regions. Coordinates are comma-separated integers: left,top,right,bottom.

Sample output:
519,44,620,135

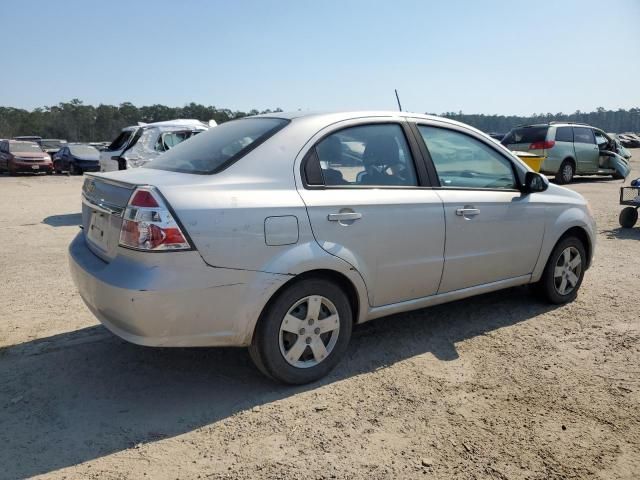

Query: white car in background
99,119,215,172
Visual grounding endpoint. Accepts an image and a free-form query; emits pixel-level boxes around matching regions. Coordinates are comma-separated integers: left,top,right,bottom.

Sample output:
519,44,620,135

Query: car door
572,127,599,173
413,122,546,293
297,120,445,307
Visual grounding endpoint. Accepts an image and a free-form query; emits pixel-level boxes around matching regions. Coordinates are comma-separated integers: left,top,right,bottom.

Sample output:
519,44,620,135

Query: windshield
10,142,43,153
69,144,99,157
501,126,548,145
147,118,289,174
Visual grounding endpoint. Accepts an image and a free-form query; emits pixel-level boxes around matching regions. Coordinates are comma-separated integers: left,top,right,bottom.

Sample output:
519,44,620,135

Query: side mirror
523,171,549,194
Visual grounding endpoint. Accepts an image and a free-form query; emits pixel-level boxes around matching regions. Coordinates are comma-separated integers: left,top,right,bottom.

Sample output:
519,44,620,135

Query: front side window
311,124,418,187
573,127,595,144
594,131,608,147
419,126,516,190
154,131,194,152
147,118,289,174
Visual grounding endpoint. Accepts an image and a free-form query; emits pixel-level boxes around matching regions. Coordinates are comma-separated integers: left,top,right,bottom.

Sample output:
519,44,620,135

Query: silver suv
69,111,596,384
502,122,630,184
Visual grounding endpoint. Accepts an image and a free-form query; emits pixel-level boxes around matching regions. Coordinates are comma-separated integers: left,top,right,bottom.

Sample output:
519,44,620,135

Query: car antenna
394,89,403,112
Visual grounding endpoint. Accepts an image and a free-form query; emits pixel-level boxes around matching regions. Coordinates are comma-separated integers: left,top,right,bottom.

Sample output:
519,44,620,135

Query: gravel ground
1,153,639,480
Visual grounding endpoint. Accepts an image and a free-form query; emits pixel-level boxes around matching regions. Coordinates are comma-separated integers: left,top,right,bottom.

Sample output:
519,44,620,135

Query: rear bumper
68,232,289,347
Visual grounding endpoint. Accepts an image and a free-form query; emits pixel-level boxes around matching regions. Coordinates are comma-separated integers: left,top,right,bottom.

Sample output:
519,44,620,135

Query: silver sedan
69,111,596,384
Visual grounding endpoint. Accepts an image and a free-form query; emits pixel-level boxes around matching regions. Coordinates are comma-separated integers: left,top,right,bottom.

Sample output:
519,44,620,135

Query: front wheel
537,236,586,304
249,278,353,384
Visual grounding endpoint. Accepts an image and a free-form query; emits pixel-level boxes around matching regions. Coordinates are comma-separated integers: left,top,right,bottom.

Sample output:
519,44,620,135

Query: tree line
436,107,640,134
0,99,284,142
0,99,638,142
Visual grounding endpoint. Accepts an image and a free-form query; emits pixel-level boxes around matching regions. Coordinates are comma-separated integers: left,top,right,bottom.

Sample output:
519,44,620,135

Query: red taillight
119,187,191,251
529,140,555,150
130,190,159,208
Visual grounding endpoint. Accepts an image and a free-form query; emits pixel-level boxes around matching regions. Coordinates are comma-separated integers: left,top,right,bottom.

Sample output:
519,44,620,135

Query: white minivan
99,119,214,172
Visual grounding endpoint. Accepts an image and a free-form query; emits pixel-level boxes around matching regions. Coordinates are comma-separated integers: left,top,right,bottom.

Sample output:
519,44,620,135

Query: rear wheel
555,160,575,184
69,163,80,175
619,207,638,228
537,236,586,304
249,278,352,384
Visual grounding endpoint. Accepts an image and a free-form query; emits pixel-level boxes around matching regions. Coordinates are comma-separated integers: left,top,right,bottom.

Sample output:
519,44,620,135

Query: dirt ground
1,153,639,480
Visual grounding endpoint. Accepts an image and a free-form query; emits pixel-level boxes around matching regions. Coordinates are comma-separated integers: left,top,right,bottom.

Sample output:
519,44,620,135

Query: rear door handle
455,207,480,217
328,212,362,222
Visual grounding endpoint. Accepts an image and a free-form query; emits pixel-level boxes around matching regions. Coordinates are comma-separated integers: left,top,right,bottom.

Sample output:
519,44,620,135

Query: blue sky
2,0,639,115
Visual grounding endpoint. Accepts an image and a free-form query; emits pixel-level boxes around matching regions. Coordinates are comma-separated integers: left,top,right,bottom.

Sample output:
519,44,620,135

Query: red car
0,140,53,174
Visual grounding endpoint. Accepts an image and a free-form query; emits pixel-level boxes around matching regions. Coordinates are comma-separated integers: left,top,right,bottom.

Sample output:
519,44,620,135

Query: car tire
555,160,575,184
537,236,586,304
249,277,353,384
612,172,625,180
619,207,638,228
69,163,79,175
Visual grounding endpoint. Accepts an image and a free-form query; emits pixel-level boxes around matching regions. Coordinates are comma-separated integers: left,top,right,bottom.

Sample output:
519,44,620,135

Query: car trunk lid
81,169,209,262
82,175,135,262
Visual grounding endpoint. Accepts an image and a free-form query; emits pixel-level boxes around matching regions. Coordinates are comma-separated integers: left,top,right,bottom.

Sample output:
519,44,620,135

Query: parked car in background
13,135,43,144
0,140,52,174
89,142,110,151
607,134,632,159
99,119,214,172
501,122,630,183
40,138,68,158
622,133,640,146
488,132,505,141
617,133,640,148
70,111,596,384
53,143,100,174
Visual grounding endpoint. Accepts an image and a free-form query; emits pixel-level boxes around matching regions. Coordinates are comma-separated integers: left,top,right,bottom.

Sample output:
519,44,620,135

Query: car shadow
0,286,558,479
42,213,83,227
601,227,640,240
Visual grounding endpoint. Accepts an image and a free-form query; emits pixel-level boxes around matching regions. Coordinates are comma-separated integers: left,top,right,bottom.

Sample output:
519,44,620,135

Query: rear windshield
69,144,99,157
146,118,289,174
10,142,43,153
501,126,548,145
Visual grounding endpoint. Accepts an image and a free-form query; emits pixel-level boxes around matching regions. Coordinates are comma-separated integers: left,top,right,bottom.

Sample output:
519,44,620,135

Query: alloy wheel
553,246,582,295
279,295,340,368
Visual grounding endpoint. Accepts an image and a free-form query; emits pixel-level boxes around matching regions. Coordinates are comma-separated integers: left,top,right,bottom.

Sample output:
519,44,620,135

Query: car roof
253,110,481,132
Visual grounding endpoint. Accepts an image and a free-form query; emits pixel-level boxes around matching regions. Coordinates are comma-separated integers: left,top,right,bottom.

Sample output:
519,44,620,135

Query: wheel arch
532,222,594,282
252,268,362,345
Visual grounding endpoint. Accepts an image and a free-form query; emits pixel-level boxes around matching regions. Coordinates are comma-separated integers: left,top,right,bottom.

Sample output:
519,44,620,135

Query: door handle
328,212,362,222
455,207,480,217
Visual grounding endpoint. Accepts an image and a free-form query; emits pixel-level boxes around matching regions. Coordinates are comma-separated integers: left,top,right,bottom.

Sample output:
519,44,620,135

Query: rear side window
147,118,289,174
573,127,595,144
501,126,548,145
555,127,573,142
309,123,418,187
